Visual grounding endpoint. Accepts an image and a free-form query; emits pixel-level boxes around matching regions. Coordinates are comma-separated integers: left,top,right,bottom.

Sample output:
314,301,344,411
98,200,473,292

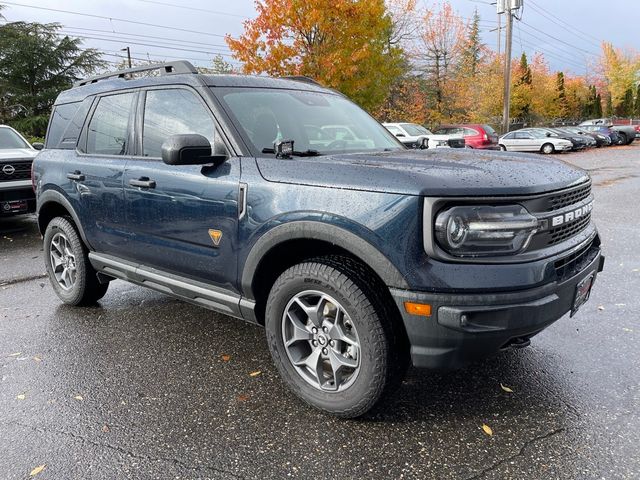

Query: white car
499,129,573,154
0,125,41,215
383,122,464,149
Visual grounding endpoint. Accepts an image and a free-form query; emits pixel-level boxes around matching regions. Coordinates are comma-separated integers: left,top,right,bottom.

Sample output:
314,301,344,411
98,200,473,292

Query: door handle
67,171,85,181
129,177,156,188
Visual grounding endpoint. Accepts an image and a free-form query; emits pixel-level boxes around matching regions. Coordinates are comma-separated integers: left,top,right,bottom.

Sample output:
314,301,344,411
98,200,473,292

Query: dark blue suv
33,61,604,417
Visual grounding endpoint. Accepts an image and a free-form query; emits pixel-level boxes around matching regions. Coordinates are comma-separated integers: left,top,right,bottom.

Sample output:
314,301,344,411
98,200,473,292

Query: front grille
0,160,32,182
554,239,599,281
546,183,591,211
548,213,592,246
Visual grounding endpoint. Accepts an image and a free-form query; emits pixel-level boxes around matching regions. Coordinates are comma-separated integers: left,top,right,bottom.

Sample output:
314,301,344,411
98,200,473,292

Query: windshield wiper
261,147,321,157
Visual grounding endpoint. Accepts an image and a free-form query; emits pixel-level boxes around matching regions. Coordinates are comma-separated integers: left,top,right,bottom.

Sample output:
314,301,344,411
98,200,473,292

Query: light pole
121,46,132,69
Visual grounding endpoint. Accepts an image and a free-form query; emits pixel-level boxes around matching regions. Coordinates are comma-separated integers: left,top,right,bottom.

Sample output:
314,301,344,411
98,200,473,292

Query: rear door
122,86,240,287
70,91,136,255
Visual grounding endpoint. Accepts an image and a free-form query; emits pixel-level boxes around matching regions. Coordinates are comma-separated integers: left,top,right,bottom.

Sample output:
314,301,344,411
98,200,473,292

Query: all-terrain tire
265,255,408,418
43,217,109,306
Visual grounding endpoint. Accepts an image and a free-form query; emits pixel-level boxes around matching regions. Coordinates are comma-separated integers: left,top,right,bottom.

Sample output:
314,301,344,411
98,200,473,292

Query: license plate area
571,273,594,317
1,200,28,214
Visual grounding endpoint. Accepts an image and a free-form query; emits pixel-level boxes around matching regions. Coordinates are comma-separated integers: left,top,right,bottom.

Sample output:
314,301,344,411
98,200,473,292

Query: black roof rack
74,60,198,87
282,75,321,86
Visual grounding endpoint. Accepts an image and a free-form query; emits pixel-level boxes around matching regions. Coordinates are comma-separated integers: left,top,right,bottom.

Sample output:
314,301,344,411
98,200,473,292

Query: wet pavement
1,145,639,479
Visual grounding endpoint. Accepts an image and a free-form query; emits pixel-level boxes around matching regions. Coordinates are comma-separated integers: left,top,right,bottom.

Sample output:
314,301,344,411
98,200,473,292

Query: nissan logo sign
2,164,16,175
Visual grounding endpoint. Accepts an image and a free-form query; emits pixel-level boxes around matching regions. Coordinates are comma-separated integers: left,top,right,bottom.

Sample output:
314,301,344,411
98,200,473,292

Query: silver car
499,129,573,154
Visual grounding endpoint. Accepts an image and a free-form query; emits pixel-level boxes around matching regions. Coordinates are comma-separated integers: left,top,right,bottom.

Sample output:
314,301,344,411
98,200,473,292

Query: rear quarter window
45,102,81,149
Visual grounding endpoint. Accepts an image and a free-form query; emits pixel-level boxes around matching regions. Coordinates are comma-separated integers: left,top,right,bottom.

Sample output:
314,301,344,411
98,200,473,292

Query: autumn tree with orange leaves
226,0,404,111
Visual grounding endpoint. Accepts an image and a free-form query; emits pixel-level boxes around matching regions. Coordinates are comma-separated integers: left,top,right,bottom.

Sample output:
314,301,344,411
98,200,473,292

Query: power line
1,2,233,39
528,0,602,45
135,0,245,18
514,25,590,70
518,20,599,57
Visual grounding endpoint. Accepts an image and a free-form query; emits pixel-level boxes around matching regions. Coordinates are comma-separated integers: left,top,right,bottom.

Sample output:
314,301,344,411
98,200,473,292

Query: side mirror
545,132,551,137
415,137,429,149
395,133,405,138
161,134,225,166
32,142,44,150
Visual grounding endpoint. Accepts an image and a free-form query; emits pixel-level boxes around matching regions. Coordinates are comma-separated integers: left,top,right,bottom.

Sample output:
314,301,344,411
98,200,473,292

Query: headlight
434,205,539,257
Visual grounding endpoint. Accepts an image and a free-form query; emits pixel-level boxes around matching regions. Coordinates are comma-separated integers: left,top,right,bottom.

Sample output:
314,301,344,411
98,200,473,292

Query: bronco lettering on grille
551,201,593,227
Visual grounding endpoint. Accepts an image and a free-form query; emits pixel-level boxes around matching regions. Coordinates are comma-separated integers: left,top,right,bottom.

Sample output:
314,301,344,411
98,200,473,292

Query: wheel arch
37,189,91,248
241,221,409,325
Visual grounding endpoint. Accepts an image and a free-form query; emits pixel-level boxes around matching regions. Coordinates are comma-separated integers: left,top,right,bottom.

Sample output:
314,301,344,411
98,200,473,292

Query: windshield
0,127,30,149
483,125,497,135
216,88,403,155
400,123,432,136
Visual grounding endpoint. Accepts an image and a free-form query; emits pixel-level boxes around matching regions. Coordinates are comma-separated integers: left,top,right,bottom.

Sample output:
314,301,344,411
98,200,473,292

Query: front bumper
390,247,604,369
1,182,35,215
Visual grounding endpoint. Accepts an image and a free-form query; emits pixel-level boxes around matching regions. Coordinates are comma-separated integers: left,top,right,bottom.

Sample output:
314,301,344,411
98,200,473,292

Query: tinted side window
463,128,478,136
86,92,135,155
46,102,80,149
142,89,215,158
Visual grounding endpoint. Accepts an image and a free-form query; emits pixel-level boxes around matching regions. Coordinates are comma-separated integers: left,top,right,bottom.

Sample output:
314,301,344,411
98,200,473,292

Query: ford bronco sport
33,61,604,418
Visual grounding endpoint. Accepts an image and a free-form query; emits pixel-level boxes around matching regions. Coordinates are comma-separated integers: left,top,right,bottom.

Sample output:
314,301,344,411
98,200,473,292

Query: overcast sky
1,0,638,75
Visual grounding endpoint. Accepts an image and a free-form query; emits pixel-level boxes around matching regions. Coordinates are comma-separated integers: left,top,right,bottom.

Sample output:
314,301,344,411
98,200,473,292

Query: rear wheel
44,217,109,306
265,256,407,418
541,143,555,154
616,132,627,145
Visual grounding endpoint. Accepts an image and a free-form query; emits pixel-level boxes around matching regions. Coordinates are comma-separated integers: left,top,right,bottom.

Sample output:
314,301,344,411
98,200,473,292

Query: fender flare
240,221,409,299
37,189,92,249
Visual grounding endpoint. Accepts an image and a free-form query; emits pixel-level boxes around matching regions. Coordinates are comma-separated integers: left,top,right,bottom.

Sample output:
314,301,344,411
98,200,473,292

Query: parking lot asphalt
1,145,639,480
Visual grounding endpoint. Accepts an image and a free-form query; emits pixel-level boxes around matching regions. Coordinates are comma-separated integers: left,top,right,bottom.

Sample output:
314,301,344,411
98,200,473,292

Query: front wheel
265,257,405,418
541,143,555,154
44,217,109,306
499,144,507,151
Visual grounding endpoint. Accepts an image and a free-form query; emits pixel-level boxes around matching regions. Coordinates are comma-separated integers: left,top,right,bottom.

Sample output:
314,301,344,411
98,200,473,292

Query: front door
122,87,240,289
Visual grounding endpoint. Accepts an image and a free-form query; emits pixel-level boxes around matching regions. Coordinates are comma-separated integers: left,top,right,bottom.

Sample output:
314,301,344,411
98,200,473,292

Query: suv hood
0,148,37,161
256,149,589,196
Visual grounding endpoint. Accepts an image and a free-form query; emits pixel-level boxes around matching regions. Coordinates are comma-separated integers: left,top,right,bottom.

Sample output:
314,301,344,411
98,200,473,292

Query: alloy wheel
49,232,77,290
282,290,361,392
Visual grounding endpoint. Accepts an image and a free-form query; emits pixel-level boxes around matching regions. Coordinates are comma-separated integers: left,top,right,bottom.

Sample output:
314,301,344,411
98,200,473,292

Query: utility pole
497,14,501,57
499,0,522,134
502,9,513,134
121,46,132,69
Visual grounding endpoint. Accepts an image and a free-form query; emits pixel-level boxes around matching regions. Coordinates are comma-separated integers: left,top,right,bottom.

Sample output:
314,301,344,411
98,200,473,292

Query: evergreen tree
518,53,532,86
461,9,482,77
634,84,640,118
556,72,569,118
595,93,603,117
604,93,613,117
617,88,634,117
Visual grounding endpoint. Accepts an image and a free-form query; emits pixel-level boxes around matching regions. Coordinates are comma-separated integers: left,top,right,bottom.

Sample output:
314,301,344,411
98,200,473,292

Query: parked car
499,129,573,154
578,124,623,145
34,61,604,417
382,122,465,149
433,124,500,150
579,119,636,145
564,127,611,147
553,128,597,148
0,125,42,216
521,127,589,151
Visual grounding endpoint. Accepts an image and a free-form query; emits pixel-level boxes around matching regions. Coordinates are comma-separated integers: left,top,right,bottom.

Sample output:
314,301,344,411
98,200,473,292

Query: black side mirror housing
415,136,429,149
161,134,225,165
546,132,552,137
32,142,44,150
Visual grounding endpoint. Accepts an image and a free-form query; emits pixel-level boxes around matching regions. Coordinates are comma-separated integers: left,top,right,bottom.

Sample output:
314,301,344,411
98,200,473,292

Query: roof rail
282,75,322,86
74,60,198,87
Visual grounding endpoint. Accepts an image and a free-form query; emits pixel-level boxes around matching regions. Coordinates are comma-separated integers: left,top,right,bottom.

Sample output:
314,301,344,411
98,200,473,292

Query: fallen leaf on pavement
249,371,261,377
16,393,26,400
74,395,83,401
33,356,42,362
30,465,46,476
102,425,110,433
8,352,22,357
500,384,514,393
482,424,493,436
597,305,605,311
221,354,231,362
622,328,633,332
237,394,249,402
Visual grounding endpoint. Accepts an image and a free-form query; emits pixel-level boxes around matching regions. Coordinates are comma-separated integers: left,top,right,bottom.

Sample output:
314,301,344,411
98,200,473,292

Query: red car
433,124,500,150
